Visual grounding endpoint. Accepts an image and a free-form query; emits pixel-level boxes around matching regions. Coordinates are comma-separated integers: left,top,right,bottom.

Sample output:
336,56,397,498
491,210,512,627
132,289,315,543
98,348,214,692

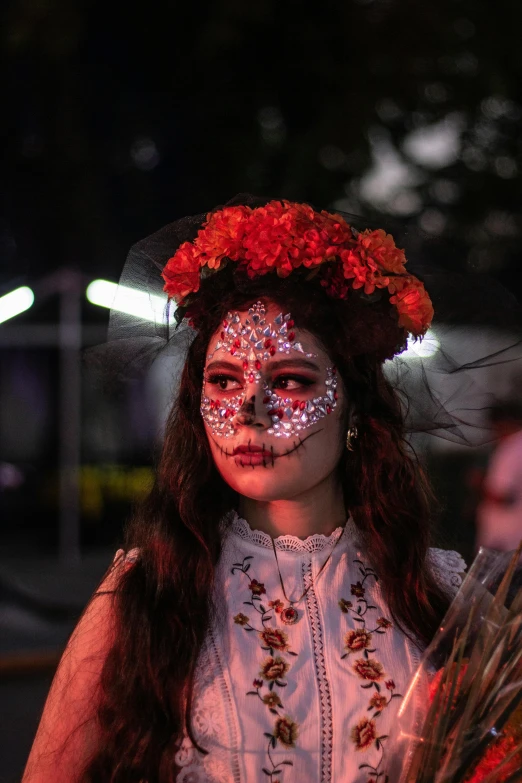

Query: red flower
319,261,351,300
376,617,392,629
319,209,353,246
160,200,431,339
253,678,263,688
388,275,434,336
464,733,520,782
259,628,290,652
357,229,407,275
340,246,383,295
268,599,285,614
428,664,468,705
351,581,365,598
161,241,201,303
353,658,385,682
195,205,251,269
351,716,377,751
385,679,395,691
249,579,266,596
259,656,290,682
344,629,373,654
274,716,299,748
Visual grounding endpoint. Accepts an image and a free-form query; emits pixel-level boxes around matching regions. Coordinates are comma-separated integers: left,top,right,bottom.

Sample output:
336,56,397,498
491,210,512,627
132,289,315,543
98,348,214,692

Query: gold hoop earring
345,425,358,451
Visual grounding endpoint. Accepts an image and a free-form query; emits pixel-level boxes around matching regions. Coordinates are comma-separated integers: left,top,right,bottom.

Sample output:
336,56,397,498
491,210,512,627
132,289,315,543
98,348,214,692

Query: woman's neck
238,473,347,540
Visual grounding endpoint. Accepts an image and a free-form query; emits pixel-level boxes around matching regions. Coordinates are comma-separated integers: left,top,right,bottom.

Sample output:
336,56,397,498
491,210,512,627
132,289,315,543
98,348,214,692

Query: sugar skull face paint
201,301,338,438
206,301,317,381
201,300,347,502
263,366,338,438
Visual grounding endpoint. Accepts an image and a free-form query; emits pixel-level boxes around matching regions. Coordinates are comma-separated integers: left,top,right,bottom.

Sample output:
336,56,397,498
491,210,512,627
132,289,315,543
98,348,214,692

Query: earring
345,425,358,451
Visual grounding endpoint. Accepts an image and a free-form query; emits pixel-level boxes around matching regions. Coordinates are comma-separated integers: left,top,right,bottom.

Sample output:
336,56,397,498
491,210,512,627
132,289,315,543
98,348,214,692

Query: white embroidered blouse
119,512,466,783
155,514,466,783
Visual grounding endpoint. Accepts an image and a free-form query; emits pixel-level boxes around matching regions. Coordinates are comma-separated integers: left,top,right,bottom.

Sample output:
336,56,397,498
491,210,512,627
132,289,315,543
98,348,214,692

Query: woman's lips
232,444,273,466
232,445,272,456
237,453,270,466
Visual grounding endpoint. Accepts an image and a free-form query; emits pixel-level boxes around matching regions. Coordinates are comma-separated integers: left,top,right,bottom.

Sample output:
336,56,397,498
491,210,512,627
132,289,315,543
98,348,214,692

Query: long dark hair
81,270,450,782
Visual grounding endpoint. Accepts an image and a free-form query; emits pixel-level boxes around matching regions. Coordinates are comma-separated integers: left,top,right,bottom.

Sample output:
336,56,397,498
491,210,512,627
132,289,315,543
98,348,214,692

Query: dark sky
2,0,522,299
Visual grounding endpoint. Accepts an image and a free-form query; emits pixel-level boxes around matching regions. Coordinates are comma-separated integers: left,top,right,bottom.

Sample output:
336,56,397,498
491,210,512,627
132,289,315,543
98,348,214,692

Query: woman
23,198,467,783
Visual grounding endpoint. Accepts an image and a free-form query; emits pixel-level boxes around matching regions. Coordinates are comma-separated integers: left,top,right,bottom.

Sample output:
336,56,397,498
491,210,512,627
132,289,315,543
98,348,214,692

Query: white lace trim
303,560,333,782
229,511,346,553
428,547,467,598
174,629,241,782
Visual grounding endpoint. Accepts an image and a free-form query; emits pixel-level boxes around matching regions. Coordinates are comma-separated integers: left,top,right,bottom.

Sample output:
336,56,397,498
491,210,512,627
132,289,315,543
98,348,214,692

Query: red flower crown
161,200,434,337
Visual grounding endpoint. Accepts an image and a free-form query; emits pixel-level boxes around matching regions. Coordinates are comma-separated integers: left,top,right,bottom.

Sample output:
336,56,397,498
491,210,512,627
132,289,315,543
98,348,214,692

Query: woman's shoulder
427,546,467,598
99,547,140,590
22,550,138,781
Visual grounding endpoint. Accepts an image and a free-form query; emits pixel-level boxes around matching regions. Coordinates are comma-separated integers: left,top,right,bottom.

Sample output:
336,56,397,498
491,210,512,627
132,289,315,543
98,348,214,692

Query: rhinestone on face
205,301,315,381
200,393,244,438
257,365,338,438
202,302,338,439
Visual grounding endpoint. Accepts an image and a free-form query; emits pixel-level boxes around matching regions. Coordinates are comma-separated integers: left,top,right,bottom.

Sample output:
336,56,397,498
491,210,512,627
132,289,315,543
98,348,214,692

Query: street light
86,279,174,324
0,286,34,324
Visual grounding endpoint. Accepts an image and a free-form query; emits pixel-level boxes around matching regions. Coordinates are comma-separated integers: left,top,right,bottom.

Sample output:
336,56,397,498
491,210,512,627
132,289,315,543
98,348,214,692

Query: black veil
86,195,522,446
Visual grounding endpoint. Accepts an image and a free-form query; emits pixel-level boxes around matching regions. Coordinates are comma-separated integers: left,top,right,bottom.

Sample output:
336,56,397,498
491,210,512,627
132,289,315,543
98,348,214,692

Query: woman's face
201,299,347,501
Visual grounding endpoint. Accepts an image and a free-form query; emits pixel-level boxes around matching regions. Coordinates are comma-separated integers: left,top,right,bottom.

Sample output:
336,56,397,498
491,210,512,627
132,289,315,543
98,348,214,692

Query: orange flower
160,200,431,339
353,657,385,682
388,276,434,335
344,629,373,654
340,246,380,294
195,205,251,269
351,716,377,751
161,241,201,303
263,692,283,710
369,694,388,711
259,627,290,652
319,210,354,246
259,656,290,682
357,229,407,275
274,716,299,748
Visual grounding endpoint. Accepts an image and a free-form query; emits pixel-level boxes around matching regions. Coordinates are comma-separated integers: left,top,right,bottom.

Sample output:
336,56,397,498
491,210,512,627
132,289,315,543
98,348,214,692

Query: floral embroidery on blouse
339,557,403,782
232,555,298,781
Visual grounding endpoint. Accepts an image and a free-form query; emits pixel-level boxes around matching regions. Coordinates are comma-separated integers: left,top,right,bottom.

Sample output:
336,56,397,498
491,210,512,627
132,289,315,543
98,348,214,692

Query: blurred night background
1,0,522,779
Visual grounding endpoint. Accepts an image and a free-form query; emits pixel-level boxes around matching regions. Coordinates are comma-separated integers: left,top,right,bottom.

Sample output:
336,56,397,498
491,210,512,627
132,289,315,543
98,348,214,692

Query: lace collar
227,510,351,554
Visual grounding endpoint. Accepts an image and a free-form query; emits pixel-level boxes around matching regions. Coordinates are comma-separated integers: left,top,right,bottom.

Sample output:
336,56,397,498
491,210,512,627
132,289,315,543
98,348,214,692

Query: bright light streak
399,330,440,359
0,286,34,324
86,279,175,324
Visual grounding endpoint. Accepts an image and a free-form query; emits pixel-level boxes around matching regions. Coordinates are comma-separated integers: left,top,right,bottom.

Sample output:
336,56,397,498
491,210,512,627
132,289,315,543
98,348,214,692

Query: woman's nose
235,395,257,426
235,392,271,428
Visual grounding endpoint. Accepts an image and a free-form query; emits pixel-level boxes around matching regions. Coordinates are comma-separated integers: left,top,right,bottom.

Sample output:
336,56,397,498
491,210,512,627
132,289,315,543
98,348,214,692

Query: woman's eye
273,375,314,391
205,373,241,391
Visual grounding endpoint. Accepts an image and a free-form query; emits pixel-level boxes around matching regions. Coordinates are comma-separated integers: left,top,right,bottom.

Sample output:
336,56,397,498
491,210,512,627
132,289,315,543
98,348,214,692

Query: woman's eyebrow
205,358,321,373
205,360,242,373
267,358,321,372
